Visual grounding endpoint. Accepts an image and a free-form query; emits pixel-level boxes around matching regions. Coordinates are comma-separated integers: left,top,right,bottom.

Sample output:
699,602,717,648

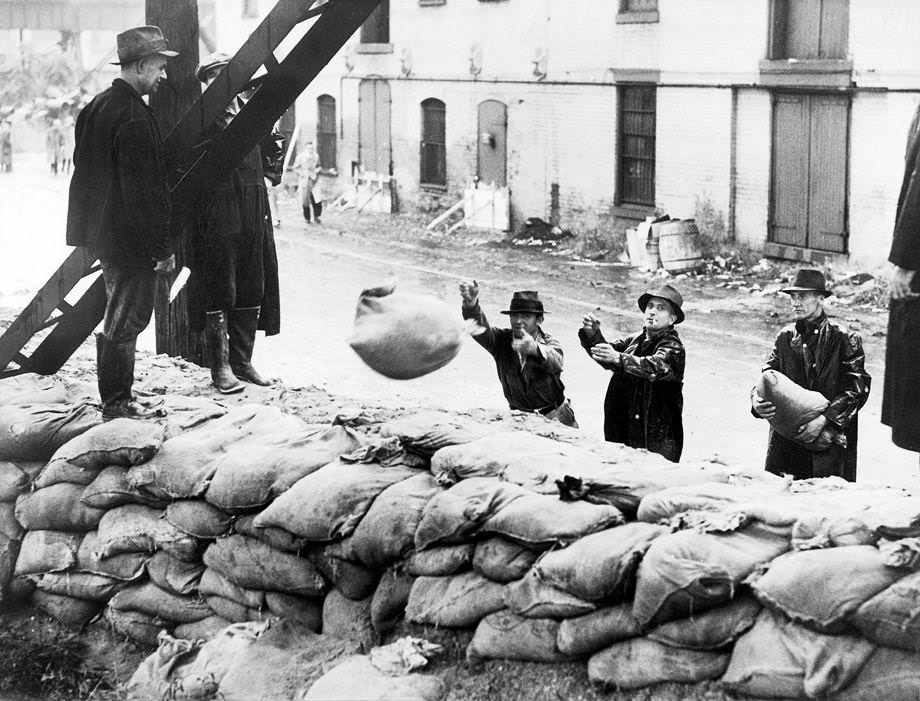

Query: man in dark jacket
187,52,283,393
65,26,177,419
459,282,576,427
883,103,920,459
579,284,686,462
751,269,871,481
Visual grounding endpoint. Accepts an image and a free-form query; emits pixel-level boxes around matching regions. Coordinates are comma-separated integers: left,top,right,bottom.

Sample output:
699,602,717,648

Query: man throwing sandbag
459,282,576,427
751,268,871,481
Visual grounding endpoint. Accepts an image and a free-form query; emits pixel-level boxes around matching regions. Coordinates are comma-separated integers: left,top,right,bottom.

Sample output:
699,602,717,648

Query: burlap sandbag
165,499,233,539
173,615,232,641
302,655,445,701
37,418,164,489
635,477,786,524
95,504,198,560
31,589,102,628
234,513,309,553
504,569,596,619
205,594,263,624
0,501,22,541
204,423,363,512
472,537,538,583
371,565,414,636
254,461,417,542
76,530,147,581
348,282,471,380
15,482,106,532
791,513,879,550
308,543,378,601
379,411,496,458
755,369,841,451
835,646,920,701
14,529,81,576
632,521,790,627
110,581,213,623
105,607,170,647
406,543,474,576
556,604,642,657
0,460,30,501
126,405,297,501
588,637,730,690
0,402,100,462
33,570,127,602
203,534,327,596
534,522,667,601
647,594,761,650
853,571,920,652
146,551,205,596
322,588,375,650
346,472,442,569
467,610,572,663
722,607,876,699
405,572,505,628
0,532,20,599
81,466,166,510
748,545,906,634
199,567,265,610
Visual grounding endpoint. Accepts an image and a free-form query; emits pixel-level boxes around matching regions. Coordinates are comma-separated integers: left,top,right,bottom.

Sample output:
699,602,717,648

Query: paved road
2,152,917,490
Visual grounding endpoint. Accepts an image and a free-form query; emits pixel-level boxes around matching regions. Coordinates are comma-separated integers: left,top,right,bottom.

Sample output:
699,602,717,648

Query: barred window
420,98,446,187
617,84,656,206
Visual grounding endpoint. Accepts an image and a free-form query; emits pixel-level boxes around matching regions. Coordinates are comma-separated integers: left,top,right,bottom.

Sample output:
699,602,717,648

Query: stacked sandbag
0,459,35,601
379,410,497,463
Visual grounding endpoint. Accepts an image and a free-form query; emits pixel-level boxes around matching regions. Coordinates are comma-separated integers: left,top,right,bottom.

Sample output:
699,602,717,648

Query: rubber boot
97,334,163,420
229,306,272,386
205,311,244,394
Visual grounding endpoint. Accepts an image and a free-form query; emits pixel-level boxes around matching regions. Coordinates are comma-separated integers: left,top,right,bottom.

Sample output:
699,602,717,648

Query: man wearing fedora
751,268,870,481
579,284,686,462
183,51,283,393
459,282,577,427
66,25,178,419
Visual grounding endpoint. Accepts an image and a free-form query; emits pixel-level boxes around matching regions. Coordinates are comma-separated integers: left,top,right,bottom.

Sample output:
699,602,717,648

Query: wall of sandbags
2,383,920,699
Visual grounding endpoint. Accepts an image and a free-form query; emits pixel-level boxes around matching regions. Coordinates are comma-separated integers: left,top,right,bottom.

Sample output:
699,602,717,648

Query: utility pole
146,0,203,362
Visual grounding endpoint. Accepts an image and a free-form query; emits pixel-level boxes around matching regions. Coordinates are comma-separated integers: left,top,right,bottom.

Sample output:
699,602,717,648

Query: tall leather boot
228,306,272,386
97,334,162,419
205,311,243,394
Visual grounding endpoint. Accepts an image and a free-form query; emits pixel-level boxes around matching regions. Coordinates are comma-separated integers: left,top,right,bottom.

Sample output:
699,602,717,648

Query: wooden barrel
657,219,703,273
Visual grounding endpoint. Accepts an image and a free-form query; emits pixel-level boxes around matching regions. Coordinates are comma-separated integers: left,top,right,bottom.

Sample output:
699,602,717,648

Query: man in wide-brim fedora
459,281,577,427
579,283,686,462
66,25,178,419
751,268,871,481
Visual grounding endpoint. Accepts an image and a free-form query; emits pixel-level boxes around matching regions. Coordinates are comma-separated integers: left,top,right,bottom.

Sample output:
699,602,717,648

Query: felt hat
111,26,178,65
195,51,232,83
638,284,685,324
780,268,832,297
500,290,547,315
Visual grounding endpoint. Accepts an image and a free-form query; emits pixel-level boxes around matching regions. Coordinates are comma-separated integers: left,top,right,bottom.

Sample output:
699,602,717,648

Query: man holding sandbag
459,282,577,427
751,269,871,481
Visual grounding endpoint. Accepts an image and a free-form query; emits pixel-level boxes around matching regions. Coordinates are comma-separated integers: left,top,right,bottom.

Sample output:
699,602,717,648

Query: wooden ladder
0,0,382,379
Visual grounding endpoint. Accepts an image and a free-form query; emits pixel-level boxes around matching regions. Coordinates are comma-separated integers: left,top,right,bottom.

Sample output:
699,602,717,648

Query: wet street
1,152,917,489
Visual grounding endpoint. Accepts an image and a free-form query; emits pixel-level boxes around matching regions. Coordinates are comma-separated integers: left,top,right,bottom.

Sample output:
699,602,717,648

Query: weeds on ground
0,611,124,701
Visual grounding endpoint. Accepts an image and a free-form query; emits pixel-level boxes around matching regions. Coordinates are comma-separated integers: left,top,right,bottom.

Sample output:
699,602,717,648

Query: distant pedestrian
46,118,63,175
751,268,870,481
294,139,322,224
579,284,685,462
0,120,12,172
65,25,178,419
460,282,577,427
59,114,75,174
883,101,920,461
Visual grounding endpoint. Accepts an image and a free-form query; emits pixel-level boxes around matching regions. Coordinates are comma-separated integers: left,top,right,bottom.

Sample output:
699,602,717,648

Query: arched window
317,95,336,171
420,98,446,187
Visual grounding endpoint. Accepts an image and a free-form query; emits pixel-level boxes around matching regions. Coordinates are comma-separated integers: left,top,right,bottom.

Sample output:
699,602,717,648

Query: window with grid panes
768,0,848,59
361,0,390,43
316,95,337,171
420,99,446,187
617,84,656,206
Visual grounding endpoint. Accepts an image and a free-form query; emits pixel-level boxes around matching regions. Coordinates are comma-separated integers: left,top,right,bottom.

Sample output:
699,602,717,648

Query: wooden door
359,78,391,175
477,100,507,187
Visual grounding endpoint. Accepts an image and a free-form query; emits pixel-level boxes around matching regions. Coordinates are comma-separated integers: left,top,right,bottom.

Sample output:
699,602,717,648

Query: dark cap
499,290,547,315
638,284,685,324
195,51,232,83
780,268,832,297
111,25,178,65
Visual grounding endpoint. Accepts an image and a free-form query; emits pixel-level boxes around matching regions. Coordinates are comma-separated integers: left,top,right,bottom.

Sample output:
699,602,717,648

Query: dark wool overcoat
883,102,920,451
66,79,171,268
761,314,871,482
579,326,685,463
